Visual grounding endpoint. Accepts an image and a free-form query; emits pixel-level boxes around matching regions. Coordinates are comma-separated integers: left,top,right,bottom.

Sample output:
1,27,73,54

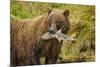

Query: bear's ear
63,10,70,17
48,8,52,15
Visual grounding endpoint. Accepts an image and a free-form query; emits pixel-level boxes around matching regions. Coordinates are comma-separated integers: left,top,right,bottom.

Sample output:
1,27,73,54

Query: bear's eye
56,21,64,30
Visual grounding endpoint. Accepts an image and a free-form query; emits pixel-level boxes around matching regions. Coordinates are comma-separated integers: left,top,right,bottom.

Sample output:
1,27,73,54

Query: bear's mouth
41,22,75,42
41,29,75,42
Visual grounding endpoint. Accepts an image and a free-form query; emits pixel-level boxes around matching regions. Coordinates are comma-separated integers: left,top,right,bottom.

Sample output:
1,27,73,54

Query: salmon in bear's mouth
41,29,75,42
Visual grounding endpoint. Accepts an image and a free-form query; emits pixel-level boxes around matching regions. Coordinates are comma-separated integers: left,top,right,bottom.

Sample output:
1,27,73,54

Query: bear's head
46,8,70,34
41,9,70,41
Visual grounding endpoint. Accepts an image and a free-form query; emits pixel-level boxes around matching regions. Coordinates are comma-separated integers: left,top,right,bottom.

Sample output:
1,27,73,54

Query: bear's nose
48,30,56,34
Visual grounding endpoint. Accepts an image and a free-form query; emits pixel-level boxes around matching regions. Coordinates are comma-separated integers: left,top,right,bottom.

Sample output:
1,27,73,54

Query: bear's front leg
33,54,40,65
45,56,58,64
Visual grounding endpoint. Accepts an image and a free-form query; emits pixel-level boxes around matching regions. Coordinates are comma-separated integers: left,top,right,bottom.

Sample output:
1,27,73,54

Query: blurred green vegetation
11,0,95,63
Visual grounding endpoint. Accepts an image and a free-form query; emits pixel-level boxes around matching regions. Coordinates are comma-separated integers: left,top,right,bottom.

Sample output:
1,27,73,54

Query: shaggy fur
11,9,70,66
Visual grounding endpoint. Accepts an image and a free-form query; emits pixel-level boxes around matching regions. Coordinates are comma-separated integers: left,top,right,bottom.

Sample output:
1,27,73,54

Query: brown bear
11,8,70,66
